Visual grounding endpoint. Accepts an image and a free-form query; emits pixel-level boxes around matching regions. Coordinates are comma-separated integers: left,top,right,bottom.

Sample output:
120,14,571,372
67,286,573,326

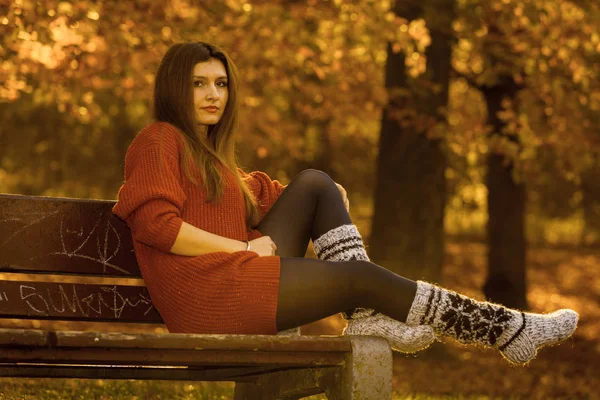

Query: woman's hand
335,182,350,212
249,236,278,256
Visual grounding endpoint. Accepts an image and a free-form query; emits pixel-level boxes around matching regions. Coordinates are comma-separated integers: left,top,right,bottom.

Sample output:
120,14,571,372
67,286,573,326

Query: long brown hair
153,42,260,227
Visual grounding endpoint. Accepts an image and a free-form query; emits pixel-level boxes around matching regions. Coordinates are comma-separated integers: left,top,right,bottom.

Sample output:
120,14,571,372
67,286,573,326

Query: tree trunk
481,79,528,310
297,121,334,179
581,165,600,245
370,0,454,281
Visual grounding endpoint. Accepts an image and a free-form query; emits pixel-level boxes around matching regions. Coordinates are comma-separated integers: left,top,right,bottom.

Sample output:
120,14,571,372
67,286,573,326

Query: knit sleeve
242,170,287,222
112,127,186,253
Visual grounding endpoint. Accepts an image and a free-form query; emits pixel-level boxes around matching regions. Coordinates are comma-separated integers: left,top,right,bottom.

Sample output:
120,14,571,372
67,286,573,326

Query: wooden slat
0,193,140,277
0,365,293,381
0,330,352,366
0,281,161,323
0,348,348,367
0,272,145,286
0,330,353,352
0,328,47,346
54,331,352,352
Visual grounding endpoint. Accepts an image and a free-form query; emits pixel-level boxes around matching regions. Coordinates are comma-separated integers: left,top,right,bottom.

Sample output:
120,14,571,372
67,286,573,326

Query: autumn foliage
1,0,599,243
1,0,599,397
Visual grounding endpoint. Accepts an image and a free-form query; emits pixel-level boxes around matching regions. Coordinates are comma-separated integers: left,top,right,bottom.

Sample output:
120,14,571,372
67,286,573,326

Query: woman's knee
292,169,336,193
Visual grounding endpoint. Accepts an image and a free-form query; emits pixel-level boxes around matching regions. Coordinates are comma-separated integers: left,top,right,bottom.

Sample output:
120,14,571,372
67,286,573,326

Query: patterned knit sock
313,224,436,353
313,224,373,320
406,281,579,364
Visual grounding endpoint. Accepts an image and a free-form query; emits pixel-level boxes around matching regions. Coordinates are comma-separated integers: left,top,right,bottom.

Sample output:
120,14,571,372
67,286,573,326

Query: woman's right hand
249,236,278,256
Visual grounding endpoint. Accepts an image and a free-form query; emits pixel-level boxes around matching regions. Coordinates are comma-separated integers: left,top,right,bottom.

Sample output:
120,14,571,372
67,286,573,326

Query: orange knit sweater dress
112,122,286,334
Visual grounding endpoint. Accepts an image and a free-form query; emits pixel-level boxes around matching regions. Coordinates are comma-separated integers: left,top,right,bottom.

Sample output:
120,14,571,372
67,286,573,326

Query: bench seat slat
0,365,291,381
0,281,161,323
0,330,352,368
0,348,348,367
0,329,352,352
54,331,352,352
0,328,47,346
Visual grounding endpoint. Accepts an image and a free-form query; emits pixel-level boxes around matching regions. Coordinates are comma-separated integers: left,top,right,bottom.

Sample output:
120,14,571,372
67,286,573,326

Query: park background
1,0,599,399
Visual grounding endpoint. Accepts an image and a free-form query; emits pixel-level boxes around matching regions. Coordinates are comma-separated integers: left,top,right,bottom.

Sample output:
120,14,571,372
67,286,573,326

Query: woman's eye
193,81,227,87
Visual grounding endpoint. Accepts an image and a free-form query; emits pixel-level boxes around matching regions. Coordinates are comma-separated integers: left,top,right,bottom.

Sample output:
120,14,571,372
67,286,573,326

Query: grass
0,380,234,399
0,379,522,400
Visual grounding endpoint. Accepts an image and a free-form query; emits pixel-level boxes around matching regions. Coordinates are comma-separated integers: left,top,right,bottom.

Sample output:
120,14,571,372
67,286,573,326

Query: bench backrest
0,193,163,324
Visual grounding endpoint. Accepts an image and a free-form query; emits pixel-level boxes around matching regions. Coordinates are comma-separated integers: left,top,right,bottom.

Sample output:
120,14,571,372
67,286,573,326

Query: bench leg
233,381,263,399
233,336,392,400
322,336,393,400
233,368,331,400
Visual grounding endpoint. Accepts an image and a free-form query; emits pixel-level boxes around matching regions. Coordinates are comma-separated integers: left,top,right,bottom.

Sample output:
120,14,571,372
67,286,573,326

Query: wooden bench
0,193,393,399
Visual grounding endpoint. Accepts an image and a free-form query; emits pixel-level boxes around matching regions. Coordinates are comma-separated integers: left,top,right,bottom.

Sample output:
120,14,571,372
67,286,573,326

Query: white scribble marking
19,283,154,318
66,226,84,237
31,214,129,275
46,284,78,313
20,285,50,315
0,292,7,301
0,210,60,248
97,220,122,273
59,217,100,257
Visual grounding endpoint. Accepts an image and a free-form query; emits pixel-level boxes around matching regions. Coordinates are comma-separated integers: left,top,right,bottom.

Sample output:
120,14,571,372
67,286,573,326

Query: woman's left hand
335,182,350,212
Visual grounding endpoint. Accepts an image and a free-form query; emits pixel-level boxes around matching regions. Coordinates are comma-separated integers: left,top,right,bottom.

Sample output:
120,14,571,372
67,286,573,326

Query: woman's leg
257,169,435,353
256,168,400,314
276,258,417,330
275,257,578,365
257,169,578,364
256,169,369,319
256,169,352,257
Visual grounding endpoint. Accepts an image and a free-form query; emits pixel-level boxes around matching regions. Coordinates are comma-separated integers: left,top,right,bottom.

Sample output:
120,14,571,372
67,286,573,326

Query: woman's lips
202,107,218,113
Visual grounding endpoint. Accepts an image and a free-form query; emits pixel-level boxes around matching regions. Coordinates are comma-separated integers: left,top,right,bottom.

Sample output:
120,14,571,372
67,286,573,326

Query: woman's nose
207,85,220,100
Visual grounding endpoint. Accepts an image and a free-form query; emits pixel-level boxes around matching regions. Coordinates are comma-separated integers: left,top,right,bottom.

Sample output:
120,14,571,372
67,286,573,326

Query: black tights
255,169,418,332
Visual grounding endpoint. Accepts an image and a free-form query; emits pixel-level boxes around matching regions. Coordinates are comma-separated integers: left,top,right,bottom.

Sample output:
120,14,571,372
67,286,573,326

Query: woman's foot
343,309,436,353
277,327,301,336
406,281,579,364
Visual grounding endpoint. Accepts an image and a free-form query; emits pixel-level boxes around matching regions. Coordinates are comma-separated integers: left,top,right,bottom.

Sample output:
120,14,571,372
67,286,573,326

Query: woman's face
193,58,229,128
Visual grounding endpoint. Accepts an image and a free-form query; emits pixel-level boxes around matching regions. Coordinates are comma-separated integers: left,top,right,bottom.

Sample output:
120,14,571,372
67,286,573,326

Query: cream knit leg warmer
406,281,579,364
313,224,436,353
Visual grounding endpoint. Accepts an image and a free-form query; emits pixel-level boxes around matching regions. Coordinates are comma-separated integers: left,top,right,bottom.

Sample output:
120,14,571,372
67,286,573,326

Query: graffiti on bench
0,280,160,322
0,210,60,248
39,217,130,275
19,283,154,319
0,197,140,276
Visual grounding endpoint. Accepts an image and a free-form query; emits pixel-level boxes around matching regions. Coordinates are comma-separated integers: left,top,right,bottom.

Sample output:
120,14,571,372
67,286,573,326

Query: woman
113,41,578,365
